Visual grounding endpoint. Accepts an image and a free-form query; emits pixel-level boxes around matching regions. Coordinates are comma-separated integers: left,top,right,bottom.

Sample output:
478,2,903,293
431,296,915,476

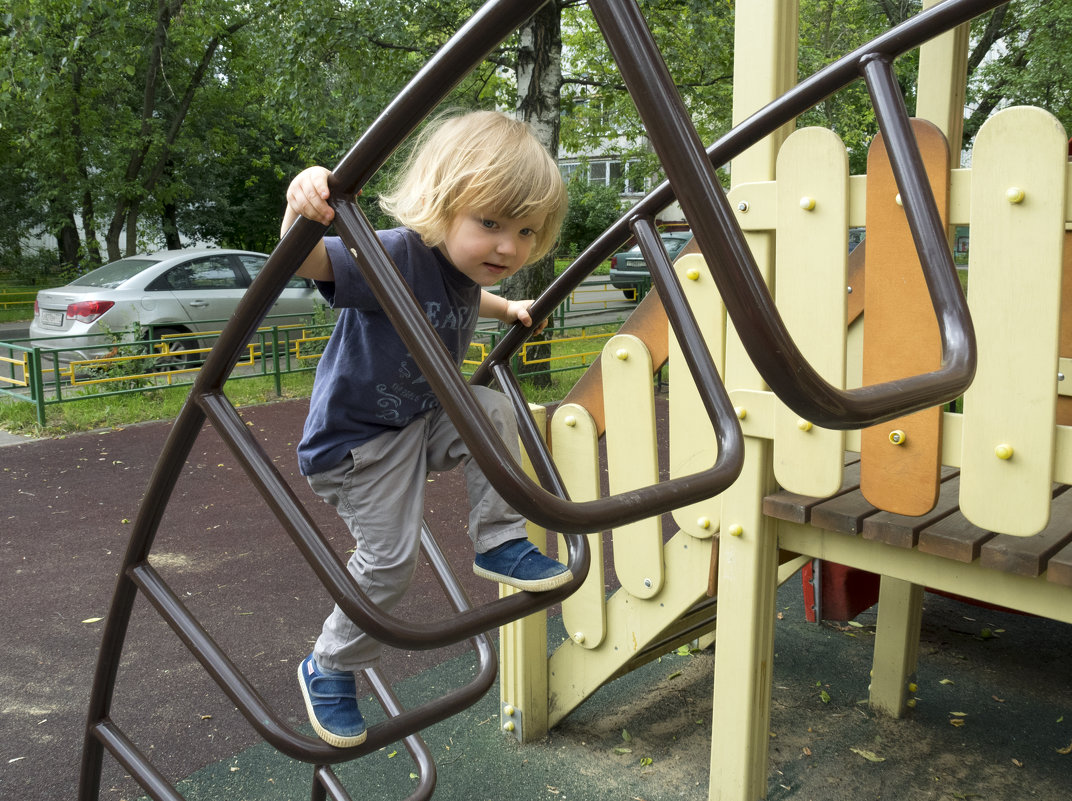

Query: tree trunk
57,211,81,274
506,1,562,387
162,202,181,250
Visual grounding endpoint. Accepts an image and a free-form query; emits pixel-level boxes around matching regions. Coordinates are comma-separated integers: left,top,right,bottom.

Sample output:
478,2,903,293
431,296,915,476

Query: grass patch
555,258,610,276
0,323,623,438
0,285,40,324
0,372,317,438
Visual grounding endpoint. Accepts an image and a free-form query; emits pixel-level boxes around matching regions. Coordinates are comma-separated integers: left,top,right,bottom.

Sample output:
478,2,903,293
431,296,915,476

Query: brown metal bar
586,0,980,429
474,0,1004,377
329,197,744,534
80,1,1009,799
89,721,186,801
199,390,588,646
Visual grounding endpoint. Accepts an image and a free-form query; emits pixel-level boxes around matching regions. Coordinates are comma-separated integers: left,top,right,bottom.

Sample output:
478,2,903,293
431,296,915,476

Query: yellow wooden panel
499,405,549,741
773,127,848,496
546,530,712,729
602,334,663,598
959,107,1068,536
552,403,606,650
669,253,725,538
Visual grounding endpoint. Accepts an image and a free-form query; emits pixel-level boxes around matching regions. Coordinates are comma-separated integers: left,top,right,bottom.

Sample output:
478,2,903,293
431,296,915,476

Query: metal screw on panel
889,429,906,445
737,201,749,213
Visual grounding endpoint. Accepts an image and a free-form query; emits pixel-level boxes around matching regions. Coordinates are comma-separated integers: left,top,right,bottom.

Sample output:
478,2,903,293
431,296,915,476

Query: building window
559,159,644,195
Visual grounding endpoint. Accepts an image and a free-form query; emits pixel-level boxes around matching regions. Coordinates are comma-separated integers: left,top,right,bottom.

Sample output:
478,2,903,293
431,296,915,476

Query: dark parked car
608,230,694,300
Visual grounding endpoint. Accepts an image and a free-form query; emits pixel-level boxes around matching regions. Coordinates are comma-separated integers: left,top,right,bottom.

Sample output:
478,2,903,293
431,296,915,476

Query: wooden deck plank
916,510,997,563
862,470,960,549
809,484,878,536
979,487,1072,577
762,460,860,524
1048,540,1072,587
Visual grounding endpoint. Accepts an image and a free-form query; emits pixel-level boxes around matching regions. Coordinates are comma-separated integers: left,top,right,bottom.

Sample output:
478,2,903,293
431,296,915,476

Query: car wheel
149,327,202,370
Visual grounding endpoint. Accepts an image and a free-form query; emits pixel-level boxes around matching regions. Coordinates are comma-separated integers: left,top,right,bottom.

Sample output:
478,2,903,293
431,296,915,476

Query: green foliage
560,0,735,185
796,0,922,174
559,174,624,257
964,1,1072,147
3,0,1071,286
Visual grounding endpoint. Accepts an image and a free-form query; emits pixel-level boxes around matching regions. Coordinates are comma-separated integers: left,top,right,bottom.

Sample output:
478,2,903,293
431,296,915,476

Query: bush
558,177,624,257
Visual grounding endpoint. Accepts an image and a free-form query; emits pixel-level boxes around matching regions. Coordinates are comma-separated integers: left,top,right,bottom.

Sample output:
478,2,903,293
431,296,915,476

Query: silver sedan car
29,248,324,364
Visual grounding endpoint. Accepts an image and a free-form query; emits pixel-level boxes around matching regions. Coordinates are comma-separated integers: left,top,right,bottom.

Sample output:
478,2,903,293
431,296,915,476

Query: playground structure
78,1,1072,800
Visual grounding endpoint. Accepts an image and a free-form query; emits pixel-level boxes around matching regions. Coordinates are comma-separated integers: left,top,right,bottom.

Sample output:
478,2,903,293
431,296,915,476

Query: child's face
439,208,546,287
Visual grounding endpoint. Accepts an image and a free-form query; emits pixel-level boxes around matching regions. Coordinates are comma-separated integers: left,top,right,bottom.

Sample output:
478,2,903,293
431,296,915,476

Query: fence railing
0,279,637,425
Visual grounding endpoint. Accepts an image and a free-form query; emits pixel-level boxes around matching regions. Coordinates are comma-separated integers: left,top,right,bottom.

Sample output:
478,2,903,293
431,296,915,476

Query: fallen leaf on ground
850,748,885,762
1056,742,1072,755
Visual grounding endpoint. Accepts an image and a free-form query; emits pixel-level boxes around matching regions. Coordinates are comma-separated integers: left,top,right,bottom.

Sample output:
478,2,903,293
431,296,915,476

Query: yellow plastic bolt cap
797,418,812,432
889,429,906,445
615,348,629,361
799,196,816,211
1005,187,1025,204
734,406,747,420
697,516,711,530
908,682,918,693
727,524,744,537
906,698,917,708
995,443,1014,460
685,267,701,281
573,631,586,644
503,721,515,732
895,193,903,207
563,415,577,428
503,705,515,716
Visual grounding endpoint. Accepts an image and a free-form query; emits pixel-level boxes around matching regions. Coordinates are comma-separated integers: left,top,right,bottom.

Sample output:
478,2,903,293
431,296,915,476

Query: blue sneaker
298,653,367,748
473,539,572,592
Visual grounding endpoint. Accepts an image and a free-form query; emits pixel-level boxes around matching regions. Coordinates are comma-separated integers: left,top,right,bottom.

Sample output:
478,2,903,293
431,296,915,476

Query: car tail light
34,300,39,317
66,300,115,323
610,255,617,270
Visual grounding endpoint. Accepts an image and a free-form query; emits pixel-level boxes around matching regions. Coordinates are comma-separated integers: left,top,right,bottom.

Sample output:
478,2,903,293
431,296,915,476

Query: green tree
964,1,1072,145
560,172,624,256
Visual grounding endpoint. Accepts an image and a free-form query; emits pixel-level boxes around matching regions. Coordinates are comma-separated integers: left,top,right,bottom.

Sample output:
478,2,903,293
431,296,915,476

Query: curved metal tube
80,2,1007,798
328,198,745,535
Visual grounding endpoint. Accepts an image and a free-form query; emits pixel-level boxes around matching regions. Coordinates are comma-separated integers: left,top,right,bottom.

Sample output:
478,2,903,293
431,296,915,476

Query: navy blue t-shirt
297,227,481,476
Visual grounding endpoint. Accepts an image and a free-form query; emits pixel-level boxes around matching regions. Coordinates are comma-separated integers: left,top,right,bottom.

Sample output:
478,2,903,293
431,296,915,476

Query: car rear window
68,258,158,289
241,255,308,289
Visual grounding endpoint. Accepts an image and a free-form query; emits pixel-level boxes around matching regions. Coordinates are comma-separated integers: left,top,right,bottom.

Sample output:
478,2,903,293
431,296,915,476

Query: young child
280,110,571,748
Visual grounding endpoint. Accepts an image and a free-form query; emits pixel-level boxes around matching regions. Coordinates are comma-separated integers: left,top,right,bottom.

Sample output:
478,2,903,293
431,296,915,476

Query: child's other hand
286,166,335,226
505,299,548,336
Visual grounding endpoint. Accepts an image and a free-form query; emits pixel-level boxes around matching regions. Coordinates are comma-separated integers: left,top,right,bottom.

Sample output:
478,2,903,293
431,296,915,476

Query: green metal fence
0,279,638,426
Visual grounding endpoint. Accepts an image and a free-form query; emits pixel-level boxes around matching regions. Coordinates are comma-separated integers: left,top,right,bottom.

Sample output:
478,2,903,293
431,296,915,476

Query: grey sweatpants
307,385,526,672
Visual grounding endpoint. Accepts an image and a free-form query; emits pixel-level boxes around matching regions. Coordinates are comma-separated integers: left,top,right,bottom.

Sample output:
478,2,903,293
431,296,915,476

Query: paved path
2,399,1070,801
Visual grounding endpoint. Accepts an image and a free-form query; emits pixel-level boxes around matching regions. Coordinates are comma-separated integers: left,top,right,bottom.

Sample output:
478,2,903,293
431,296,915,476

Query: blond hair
379,110,567,263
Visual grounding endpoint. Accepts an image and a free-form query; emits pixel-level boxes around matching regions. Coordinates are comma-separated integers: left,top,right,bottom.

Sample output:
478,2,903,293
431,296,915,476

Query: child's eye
480,218,498,230
520,228,537,237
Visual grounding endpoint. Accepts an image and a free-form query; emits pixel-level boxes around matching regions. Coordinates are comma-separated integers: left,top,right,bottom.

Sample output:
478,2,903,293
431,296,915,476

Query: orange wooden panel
860,119,950,515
